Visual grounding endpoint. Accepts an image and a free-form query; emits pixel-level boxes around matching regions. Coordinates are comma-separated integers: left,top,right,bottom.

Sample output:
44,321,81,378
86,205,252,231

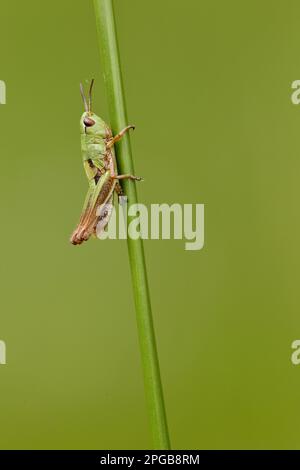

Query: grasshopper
70,80,141,245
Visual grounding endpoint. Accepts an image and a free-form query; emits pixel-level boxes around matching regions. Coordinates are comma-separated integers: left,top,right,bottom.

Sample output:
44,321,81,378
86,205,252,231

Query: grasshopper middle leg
114,181,124,196
114,174,143,181
114,175,142,204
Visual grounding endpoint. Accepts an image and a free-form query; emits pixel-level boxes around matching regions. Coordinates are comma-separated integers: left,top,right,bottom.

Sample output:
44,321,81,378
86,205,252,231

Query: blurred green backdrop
0,0,300,450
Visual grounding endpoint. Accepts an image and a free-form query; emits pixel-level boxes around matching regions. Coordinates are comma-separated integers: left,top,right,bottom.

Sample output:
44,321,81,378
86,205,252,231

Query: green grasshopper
70,80,141,245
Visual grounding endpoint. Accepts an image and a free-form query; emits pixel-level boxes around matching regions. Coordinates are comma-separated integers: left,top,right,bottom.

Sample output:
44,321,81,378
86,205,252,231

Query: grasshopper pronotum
70,80,141,245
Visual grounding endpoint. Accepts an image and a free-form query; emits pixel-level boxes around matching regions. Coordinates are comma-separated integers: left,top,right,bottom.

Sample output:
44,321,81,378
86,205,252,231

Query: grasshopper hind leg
114,181,127,205
94,195,114,238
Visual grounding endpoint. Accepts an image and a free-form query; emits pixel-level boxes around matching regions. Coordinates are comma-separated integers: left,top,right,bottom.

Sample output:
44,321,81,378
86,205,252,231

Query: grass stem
93,0,171,450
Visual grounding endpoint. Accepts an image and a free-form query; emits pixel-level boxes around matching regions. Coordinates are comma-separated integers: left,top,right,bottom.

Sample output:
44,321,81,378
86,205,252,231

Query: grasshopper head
79,80,107,136
80,111,107,136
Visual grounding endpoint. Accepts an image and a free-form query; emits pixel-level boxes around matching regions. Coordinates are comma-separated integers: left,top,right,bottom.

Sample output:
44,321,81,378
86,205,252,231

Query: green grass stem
93,0,171,450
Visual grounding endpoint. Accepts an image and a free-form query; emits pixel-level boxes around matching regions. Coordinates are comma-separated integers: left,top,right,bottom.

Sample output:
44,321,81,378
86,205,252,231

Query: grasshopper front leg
106,125,135,149
107,125,142,201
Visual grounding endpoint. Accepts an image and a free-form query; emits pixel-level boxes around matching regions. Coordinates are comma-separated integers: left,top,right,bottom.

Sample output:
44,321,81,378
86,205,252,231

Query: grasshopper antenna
80,83,88,113
88,79,95,113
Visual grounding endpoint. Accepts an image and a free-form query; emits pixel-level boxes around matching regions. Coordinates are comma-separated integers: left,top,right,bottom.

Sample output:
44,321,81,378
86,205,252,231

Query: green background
0,0,300,450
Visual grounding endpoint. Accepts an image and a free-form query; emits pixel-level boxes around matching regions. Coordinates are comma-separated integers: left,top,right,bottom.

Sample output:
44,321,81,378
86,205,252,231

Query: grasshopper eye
84,117,95,127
